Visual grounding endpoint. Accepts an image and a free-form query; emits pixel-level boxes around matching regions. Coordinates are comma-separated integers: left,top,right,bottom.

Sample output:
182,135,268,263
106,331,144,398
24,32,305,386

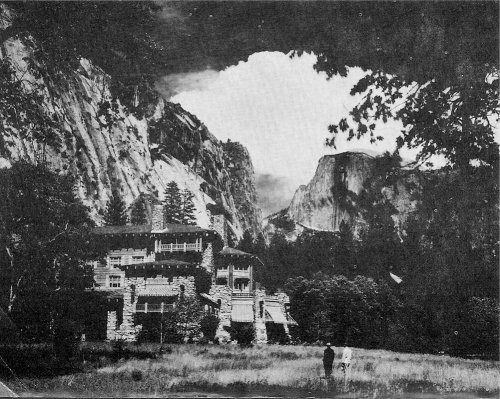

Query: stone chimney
151,204,164,231
211,214,228,247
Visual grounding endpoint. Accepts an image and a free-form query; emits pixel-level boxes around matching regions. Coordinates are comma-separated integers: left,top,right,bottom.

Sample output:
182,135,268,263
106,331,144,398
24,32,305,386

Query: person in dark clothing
323,343,335,378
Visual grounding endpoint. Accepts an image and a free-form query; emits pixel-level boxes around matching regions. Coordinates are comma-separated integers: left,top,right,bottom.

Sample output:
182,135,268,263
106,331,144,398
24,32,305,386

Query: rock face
0,7,261,240
264,151,419,239
287,152,375,231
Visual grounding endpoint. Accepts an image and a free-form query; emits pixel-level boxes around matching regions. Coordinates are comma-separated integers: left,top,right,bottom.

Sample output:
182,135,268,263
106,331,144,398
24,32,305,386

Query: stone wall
201,243,214,276
151,204,164,231
105,275,196,342
254,289,268,344
275,292,291,339
209,285,232,343
106,281,142,342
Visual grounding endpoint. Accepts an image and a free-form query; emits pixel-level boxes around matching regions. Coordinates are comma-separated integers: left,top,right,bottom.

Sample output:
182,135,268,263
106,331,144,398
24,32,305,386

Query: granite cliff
0,5,261,240
264,152,419,240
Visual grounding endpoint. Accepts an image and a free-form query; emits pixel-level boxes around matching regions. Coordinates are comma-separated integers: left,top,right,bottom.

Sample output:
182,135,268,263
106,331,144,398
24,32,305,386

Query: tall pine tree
130,194,148,225
163,181,182,224
103,191,128,226
181,189,197,225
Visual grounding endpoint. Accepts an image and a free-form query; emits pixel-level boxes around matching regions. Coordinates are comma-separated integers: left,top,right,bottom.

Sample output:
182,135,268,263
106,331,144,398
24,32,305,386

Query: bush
229,323,255,347
200,315,219,342
131,369,143,381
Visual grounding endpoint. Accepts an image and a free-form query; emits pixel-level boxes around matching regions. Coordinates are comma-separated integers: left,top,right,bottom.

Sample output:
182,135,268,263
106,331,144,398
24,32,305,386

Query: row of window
108,256,144,266
217,265,250,271
109,275,121,288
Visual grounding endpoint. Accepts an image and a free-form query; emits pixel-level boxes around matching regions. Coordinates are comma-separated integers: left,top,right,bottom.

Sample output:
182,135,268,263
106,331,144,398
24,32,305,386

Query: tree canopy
103,192,128,226
0,162,103,342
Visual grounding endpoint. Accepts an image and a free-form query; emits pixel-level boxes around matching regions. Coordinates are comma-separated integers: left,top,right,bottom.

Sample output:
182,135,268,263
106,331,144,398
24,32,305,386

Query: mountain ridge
0,7,261,240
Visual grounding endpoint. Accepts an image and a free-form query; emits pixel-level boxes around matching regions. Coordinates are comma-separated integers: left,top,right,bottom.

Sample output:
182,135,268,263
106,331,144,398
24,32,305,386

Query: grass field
5,343,500,397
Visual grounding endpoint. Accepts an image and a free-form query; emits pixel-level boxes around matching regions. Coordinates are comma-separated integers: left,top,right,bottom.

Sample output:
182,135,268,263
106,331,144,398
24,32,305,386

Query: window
234,265,249,271
109,257,121,266
109,275,121,288
132,256,144,264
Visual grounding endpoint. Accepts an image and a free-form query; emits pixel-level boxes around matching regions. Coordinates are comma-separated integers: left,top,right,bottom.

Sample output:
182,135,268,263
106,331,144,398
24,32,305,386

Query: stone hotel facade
89,205,296,343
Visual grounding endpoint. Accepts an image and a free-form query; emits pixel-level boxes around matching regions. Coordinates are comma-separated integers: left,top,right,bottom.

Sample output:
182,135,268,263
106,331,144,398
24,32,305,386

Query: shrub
229,323,255,347
131,369,143,381
200,315,219,342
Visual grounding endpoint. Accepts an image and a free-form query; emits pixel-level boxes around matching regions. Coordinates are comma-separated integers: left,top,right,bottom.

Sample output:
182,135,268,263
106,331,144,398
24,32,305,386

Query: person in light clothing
341,345,352,370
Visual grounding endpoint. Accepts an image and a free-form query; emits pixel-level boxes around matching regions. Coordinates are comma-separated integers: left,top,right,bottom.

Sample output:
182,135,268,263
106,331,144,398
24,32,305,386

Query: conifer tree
103,191,128,226
163,181,182,224
130,194,148,225
181,189,197,225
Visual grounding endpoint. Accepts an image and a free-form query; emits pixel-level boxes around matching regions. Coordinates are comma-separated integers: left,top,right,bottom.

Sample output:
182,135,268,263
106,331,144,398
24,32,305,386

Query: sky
170,51,422,217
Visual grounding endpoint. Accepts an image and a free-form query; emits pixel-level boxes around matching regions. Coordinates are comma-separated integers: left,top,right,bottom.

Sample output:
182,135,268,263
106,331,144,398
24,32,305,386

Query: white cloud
171,51,443,206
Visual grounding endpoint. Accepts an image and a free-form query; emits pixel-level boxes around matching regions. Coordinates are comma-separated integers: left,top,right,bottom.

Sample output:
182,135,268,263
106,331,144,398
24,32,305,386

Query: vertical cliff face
0,8,261,240
287,152,375,231
222,141,262,236
264,151,419,240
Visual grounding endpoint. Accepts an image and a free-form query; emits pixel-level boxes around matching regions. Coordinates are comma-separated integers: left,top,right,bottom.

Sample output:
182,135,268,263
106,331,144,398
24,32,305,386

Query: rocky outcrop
287,152,375,231
264,152,420,239
0,6,261,240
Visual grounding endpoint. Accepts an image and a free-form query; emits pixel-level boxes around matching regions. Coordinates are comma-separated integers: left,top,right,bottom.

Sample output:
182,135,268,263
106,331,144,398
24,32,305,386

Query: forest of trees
0,162,105,351
240,153,499,359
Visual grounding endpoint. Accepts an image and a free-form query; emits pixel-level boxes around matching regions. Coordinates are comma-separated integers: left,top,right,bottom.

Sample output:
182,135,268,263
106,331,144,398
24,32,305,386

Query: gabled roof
153,224,210,234
93,224,211,236
218,247,264,265
218,247,253,257
117,259,193,269
93,224,152,235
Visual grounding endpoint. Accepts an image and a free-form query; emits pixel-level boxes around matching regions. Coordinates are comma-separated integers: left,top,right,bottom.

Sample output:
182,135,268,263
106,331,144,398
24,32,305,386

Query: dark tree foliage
181,189,197,225
8,2,165,112
332,220,356,279
163,181,182,224
237,231,254,254
228,322,255,347
200,314,219,342
355,154,404,282
103,192,128,226
130,194,148,226
0,162,103,345
0,58,61,162
285,274,398,348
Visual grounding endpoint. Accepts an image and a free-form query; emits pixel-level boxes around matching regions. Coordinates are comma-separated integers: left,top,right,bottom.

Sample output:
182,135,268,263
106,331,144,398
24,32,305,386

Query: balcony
159,243,202,253
232,292,253,298
135,303,175,313
216,269,229,277
233,269,250,278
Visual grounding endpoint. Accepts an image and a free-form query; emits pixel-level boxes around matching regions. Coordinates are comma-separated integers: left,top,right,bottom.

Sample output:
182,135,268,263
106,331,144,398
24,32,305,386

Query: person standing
341,344,352,388
323,342,335,378
341,344,352,369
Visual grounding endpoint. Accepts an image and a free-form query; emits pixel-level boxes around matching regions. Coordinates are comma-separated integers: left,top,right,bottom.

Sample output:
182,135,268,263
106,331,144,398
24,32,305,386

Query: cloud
256,174,297,217
155,70,220,98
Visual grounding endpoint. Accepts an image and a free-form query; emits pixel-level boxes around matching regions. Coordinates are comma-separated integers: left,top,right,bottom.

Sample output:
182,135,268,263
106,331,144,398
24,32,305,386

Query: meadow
5,343,500,398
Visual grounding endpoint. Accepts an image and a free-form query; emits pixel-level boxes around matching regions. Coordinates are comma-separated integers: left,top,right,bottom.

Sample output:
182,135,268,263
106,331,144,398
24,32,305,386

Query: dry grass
8,344,500,397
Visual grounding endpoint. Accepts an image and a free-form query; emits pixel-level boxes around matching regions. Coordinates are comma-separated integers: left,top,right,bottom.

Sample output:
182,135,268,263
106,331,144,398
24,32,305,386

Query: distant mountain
0,6,261,241
263,152,420,240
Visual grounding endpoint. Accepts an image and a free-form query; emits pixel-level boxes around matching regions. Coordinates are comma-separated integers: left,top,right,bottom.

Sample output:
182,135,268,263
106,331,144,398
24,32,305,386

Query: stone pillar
118,282,138,342
277,292,292,340
152,204,164,231
106,310,117,341
254,289,268,344
209,285,232,343
211,214,227,247
171,276,196,297
201,243,214,276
